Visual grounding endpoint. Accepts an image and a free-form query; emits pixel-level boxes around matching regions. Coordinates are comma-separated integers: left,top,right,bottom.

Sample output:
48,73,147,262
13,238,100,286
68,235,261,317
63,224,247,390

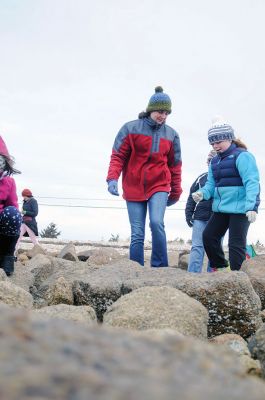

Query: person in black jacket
185,151,216,272
16,188,39,250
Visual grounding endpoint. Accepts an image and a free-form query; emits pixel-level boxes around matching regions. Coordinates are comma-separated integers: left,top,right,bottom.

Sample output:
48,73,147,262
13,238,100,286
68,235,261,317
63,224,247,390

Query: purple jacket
0,176,19,213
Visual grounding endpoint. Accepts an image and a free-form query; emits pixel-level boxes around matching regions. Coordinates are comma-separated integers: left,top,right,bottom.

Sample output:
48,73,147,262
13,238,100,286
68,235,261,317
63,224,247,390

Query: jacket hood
0,136,10,158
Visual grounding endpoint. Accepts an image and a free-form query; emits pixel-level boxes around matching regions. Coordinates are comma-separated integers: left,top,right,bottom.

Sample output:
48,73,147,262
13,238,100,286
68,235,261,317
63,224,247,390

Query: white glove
246,211,257,223
192,191,203,203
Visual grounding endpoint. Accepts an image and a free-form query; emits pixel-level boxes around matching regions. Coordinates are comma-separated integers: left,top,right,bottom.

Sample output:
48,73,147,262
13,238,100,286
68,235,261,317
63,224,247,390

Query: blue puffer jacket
201,144,260,214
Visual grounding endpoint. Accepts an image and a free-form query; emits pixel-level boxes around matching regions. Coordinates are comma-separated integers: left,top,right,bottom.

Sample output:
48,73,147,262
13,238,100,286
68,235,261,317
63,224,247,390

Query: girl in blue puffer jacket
192,117,260,271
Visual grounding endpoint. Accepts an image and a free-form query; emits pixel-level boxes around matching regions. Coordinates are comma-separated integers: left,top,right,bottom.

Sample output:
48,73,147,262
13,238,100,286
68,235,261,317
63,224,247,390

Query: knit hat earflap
208,116,235,145
146,86,172,114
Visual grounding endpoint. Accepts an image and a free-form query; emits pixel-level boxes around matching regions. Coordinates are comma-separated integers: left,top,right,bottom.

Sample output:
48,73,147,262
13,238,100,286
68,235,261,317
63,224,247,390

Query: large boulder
175,271,262,338
241,255,265,308
104,286,208,338
30,259,262,337
0,304,265,399
0,281,33,308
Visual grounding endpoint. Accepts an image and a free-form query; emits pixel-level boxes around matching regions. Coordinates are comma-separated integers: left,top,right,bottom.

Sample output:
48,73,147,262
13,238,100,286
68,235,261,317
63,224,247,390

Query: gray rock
210,333,262,377
178,252,189,270
175,271,262,338
8,261,35,292
0,304,265,399
58,242,78,261
26,254,54,288
248,323,265,378
104,286,208,338
0,281,33,308
26,243,47,258
241,255,265,308
88,247,125,265
210,333,251,356
33,304,97,324
167,251,179,267
0,269,7,281
31,259,262,337
34,276,74,307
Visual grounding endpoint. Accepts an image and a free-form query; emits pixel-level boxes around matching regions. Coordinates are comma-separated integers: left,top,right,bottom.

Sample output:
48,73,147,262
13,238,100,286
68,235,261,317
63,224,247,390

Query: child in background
16,188,39,250
185,150,216,272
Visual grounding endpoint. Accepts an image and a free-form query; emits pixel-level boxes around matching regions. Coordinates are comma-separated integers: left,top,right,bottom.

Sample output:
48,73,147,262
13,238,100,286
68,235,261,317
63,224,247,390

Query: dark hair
2,155,21,175
138,111,150,119
232,138,247,150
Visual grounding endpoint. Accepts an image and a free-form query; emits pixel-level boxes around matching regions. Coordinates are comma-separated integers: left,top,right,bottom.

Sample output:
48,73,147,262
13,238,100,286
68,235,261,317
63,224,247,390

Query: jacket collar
144,117,163,131
218,143,236,159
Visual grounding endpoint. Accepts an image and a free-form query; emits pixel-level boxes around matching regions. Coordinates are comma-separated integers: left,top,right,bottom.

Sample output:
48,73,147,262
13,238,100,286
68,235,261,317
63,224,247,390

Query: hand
21,210,25,215
167,198,177,207
246,211,257,223
108,180,119,196
192,191,203,203
186,219,193,228
167,193,180,207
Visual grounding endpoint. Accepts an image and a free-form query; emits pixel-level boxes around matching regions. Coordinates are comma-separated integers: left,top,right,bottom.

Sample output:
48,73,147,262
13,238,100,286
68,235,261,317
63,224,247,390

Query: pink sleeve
5,177,19,209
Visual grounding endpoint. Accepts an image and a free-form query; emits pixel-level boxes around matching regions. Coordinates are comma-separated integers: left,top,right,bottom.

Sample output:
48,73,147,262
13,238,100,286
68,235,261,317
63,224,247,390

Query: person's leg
203,213,229,269
15,223,27,251
228,214,250,271
148,192,168,267
188,220,208,273
24,226,39,245
0,206,22,276
126,201,147,266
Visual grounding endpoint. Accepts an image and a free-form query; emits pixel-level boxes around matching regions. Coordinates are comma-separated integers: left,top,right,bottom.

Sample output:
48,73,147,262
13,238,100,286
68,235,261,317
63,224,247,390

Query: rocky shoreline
0,240,265,399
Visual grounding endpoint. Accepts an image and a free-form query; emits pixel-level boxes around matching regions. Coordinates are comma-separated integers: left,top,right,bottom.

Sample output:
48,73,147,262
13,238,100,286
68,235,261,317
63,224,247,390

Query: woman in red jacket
0,136,22,276
106,86,182,267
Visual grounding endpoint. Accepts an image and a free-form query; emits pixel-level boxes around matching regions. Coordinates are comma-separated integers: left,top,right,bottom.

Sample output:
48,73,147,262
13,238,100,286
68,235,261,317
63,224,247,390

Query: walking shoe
209,264,230,273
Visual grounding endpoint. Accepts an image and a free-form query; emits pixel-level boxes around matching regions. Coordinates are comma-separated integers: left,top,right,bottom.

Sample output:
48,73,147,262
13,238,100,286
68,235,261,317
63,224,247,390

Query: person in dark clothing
0,136,22,276
16,188,39,250
192,116,260,271
185,150,216,272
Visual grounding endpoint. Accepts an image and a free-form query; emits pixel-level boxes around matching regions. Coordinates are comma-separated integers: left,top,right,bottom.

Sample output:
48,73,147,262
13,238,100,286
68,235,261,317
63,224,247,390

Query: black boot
0,235,19,277
1,255,16,276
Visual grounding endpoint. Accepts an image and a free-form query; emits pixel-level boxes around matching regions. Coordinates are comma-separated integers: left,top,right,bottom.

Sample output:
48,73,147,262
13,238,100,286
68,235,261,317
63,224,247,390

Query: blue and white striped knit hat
208,116,235,144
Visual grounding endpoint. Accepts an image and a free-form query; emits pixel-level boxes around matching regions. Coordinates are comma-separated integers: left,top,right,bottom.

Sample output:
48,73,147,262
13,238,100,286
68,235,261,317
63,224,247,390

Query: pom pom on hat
208,115,235,144
22,188,32,197
146,86,172,114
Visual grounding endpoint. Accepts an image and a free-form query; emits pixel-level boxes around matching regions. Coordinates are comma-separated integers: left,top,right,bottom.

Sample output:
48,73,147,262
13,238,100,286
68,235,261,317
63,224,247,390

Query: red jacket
107,117,182,201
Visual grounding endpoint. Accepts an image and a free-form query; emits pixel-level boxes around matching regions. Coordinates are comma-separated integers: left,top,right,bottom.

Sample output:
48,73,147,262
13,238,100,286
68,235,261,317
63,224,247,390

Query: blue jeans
126,192,168,267
188,220,211,273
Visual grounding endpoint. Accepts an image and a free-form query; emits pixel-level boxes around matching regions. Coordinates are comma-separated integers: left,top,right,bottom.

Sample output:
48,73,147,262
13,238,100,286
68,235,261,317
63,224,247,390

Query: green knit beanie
146,86,172,114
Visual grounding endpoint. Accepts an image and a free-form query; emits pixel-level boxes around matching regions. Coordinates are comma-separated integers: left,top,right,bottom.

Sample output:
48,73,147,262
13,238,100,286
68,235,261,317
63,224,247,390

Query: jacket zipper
144,134,155,199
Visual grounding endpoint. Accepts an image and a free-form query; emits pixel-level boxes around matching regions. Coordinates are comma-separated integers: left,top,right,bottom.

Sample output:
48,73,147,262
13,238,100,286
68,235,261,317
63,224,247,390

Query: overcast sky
0,0,264,244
